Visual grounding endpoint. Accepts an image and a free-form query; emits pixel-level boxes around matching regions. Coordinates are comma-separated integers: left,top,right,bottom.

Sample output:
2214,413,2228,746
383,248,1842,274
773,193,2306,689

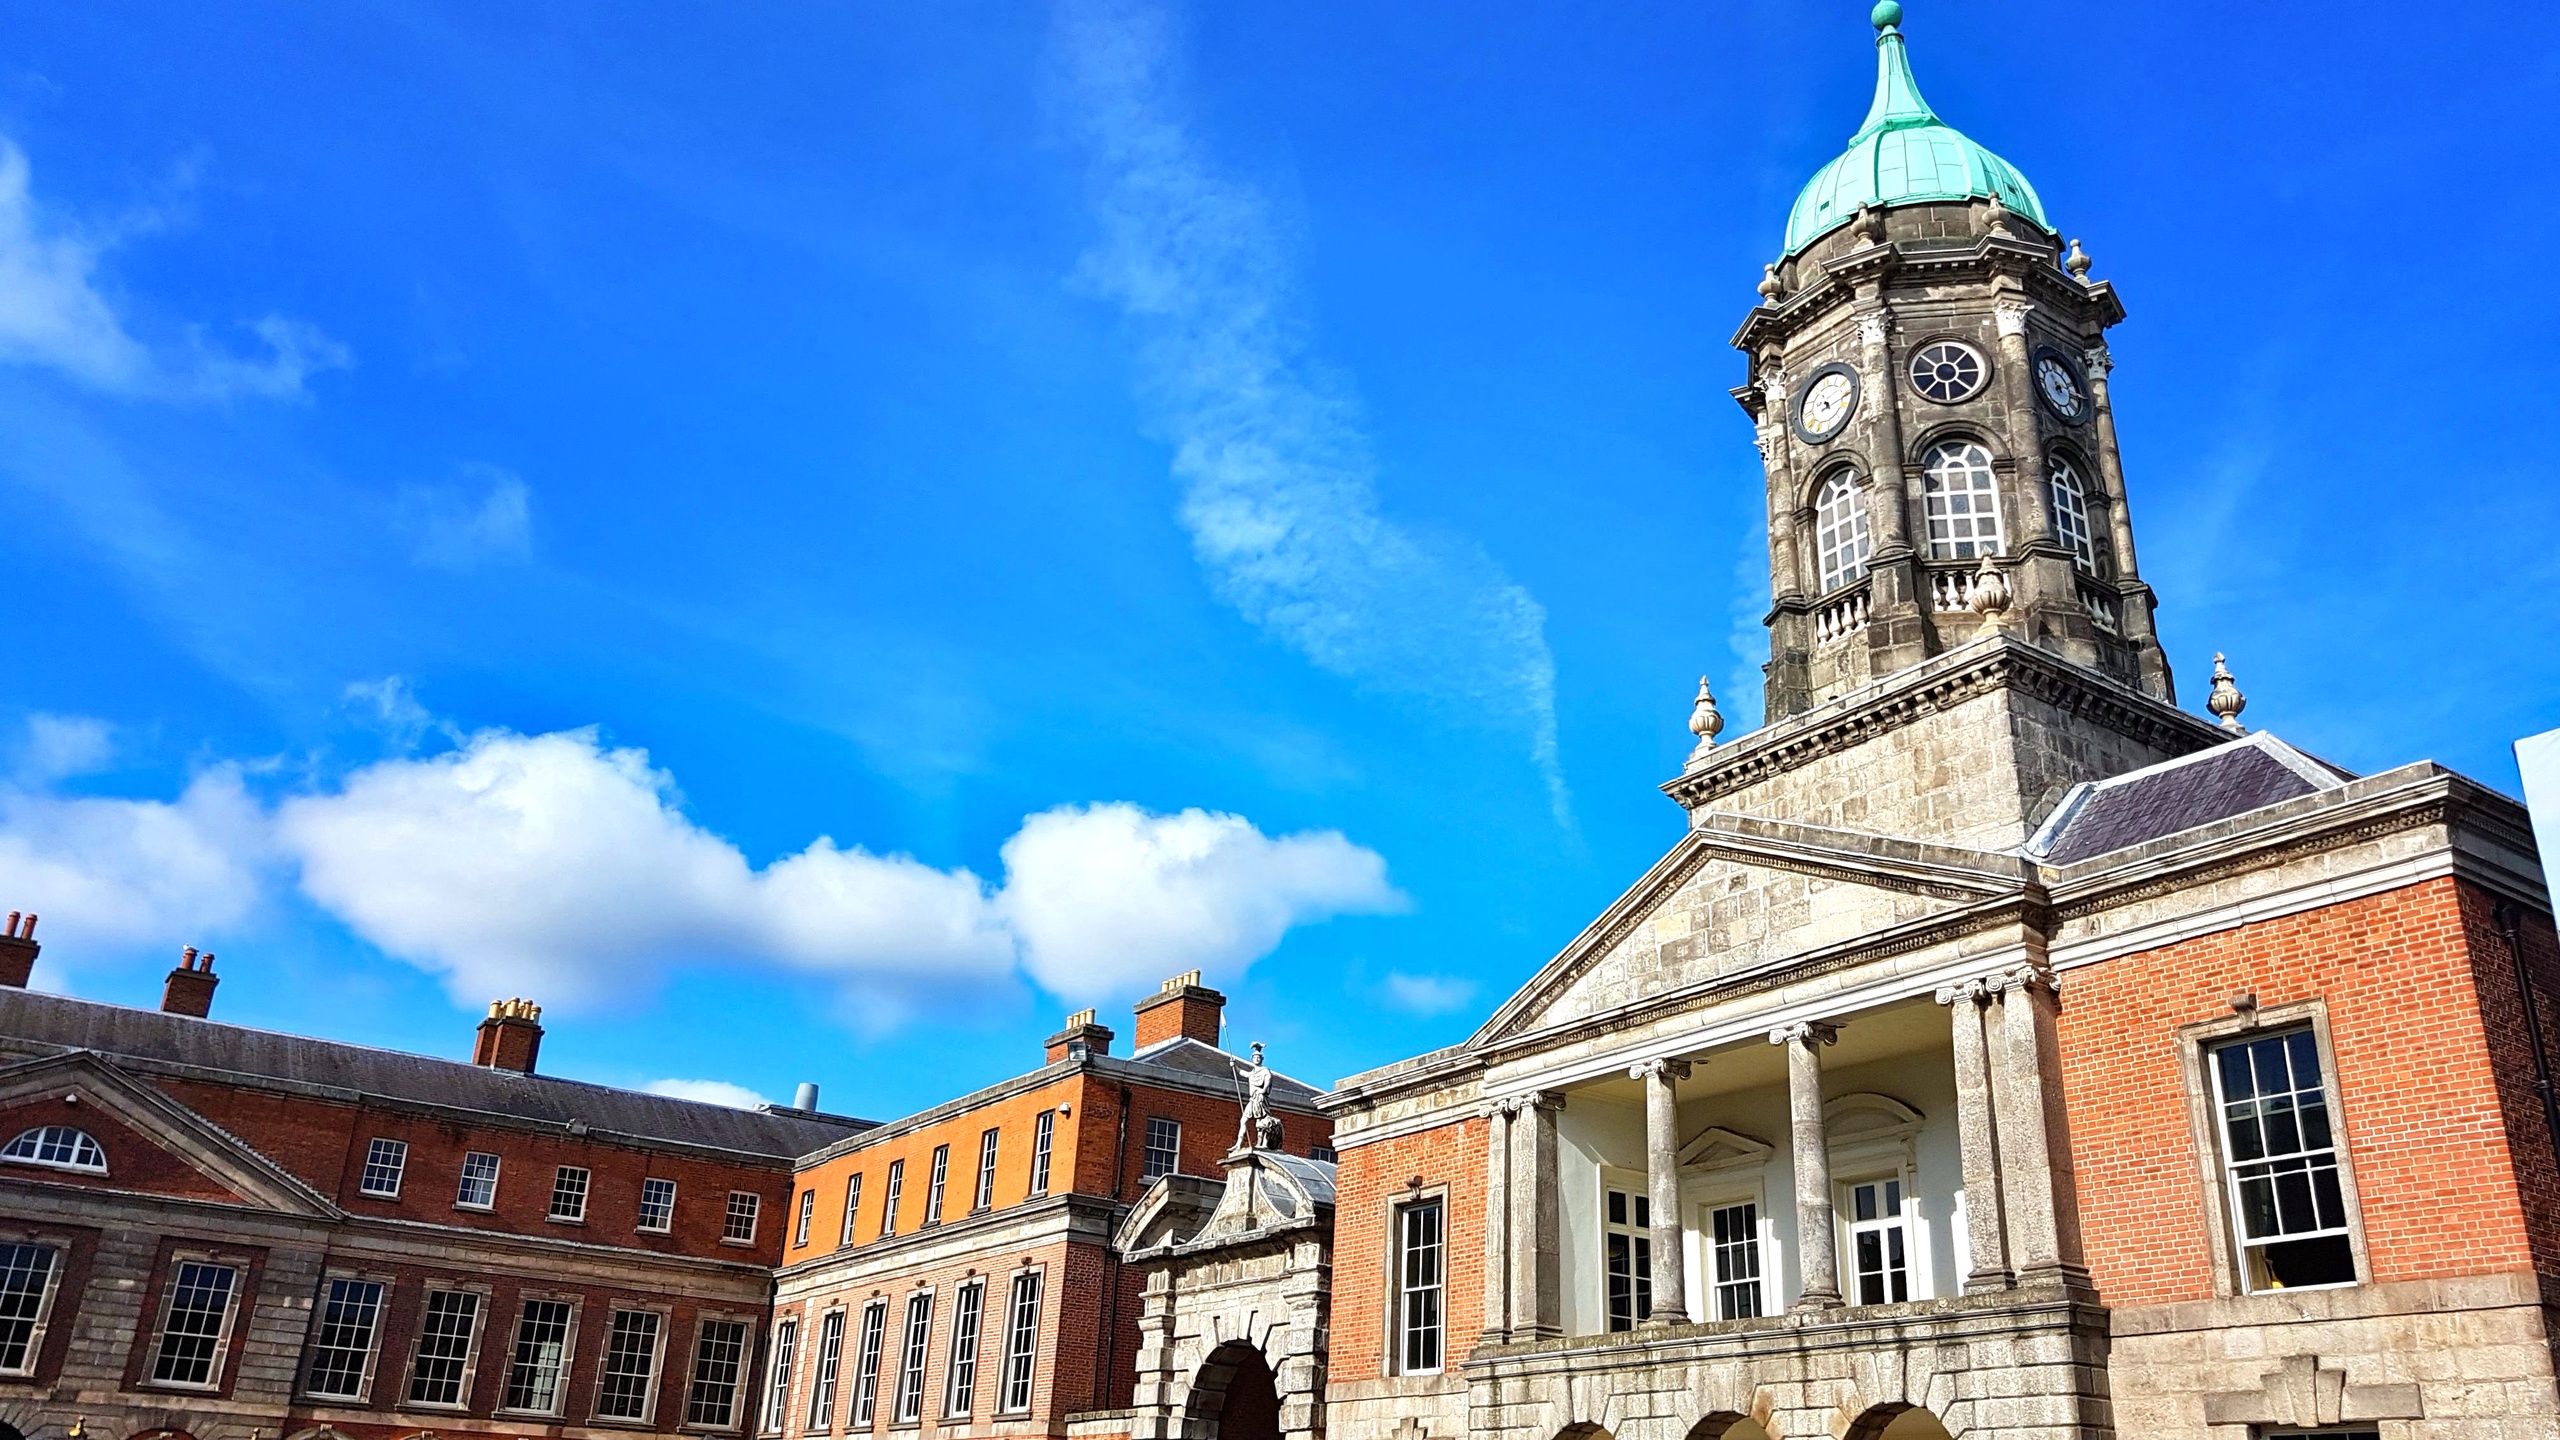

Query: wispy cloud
1051,0,1569,823
646,1078,770,1110
0,138,348,401
1383,971,1475,1016
401,464,534,570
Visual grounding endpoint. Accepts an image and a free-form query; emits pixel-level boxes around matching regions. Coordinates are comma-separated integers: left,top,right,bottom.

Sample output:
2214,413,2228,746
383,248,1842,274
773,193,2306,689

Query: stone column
2081,345,2141,580
1985,968,2088,1286
1989,296,2056,546
1480,1099,1513,1342
1629,1058,1694,1324
1770,1021,1841,1309
1935,978,2013,1292
1857,304,1915,559
1509,1092,1565,1339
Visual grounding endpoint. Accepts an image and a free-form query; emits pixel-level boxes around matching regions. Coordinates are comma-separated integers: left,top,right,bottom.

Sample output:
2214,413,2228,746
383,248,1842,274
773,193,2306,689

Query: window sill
589,1416,662,1430
140,1380,223,1394
303,1390,370,1405
495,1409,567,1421
638,1226,673,1236
545,1215,588,1226
718,1237,757,1248
356,1189,402,1202
454,1202,496,1214
393,1401,472,1415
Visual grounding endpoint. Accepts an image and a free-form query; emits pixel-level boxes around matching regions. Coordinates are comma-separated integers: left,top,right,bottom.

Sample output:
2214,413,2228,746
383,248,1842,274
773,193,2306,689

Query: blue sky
1,0,2553,1122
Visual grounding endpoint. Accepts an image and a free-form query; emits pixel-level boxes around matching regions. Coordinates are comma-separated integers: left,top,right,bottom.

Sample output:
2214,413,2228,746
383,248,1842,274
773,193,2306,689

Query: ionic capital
1766,1020,1840,1049
1933,977,1995,1007
1493,1090,1563,1117
1626,1058,1693,1084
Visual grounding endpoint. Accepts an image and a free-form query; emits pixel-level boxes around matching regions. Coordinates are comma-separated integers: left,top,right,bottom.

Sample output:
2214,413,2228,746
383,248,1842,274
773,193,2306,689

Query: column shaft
1940,982,2013,1291
1509,1094,1563,1338
1634,1060,1693,1324
1987,971,2088,1284
1774,1023,1840,1308
1481,1102,1512,1341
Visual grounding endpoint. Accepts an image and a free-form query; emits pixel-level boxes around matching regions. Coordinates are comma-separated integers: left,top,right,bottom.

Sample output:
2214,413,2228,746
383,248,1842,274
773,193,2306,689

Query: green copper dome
1782,7,2050,256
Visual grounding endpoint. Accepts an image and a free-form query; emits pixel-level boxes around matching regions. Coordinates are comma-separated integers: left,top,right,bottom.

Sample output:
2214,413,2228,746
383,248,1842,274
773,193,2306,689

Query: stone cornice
1663,635,2226,810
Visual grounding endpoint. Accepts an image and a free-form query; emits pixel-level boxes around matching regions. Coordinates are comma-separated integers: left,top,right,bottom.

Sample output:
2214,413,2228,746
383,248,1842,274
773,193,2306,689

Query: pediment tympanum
0,1052,340,1218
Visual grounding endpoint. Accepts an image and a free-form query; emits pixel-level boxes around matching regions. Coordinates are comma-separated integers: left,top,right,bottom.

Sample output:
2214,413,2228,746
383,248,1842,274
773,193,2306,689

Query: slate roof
2031,732,2354,867
1117,1036,1327,1107
0,988,871,1160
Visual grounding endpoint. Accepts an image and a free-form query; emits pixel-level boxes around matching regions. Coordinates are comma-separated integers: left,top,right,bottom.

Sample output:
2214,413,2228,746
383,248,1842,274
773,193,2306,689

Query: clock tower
1734,1,2173,721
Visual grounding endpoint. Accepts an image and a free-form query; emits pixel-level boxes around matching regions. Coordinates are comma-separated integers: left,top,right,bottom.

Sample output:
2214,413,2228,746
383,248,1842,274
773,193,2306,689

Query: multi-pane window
1395,1198,1444,1374
1813,473,1872,593
687,1318,750,1428
2,1127,103,1172
1311,1143,1338,1164
594,1309,665,1421
304,1277,386,1400
2213,1028,2358,1290
502,1299,575,1413
638,1177,677,1233
761,1316,799,1433
848,1300,889,1428
359,1138,408,1198
406,1289,482,1406
456,1151,501,1210
997,1271,1042,1414
1028,1112,1054,1198
723,1191,760,1244
2047,455,2098,574
795,1188,816,1247
1142,1117,1181,1181
805,1310,846,1430
892,1291,934,1423
549,1166,590,1222
149,1260,239,1387
974,1128,1000,1212
1602,1186,1653,1332
1921,441,2004,560
0,1243,60,1375
1710,1202,1764,1320
1847,1178,1912,1305
943,1280,984,1417
924,1145,950,1226
840,1174,864,1246
1906,339,1986,403
880,1160,905,1238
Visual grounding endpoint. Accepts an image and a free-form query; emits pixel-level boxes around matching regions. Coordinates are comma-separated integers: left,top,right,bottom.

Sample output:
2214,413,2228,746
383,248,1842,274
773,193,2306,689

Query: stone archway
1847,1406,1953,1440
1182,1340,1282,1440
1688,1415,1774,1440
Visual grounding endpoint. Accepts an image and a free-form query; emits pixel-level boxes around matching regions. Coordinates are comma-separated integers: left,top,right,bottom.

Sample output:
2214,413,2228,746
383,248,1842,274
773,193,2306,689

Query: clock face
1798,369,1857,439
2035,354,2087,420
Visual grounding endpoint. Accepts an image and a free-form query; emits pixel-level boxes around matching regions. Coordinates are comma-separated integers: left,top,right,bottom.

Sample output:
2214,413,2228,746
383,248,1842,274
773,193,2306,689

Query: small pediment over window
1676,1126,1774,1173
1823,1092,1922,1146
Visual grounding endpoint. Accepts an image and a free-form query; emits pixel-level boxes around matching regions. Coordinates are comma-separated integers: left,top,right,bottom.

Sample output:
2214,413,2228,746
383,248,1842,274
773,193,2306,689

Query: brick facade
1326,1116,1484,1383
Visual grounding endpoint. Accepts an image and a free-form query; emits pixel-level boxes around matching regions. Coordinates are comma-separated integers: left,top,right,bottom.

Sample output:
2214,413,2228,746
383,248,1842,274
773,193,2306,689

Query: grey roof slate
0,989,870,1160
2033,732,2353,867
1116,1036,1326,1106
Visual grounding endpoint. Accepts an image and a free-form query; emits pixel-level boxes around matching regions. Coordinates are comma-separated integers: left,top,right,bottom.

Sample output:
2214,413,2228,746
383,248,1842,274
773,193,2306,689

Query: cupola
1782,2,2051,256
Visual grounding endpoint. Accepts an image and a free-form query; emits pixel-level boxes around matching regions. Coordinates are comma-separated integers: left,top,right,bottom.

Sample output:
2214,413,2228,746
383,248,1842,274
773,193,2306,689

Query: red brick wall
2455,884,2560,1277
1076,1081,1333,1203
793,1076,1089,1257
2059,877,2542,1307
1329,1115,1484,1382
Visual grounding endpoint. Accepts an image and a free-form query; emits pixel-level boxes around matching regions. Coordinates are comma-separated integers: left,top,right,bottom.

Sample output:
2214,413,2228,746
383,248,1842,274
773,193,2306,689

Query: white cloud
0,764,268,959
15,714,115,782
0,137,347,400
646,1078,770,1110
997,802,1404,995
401,465,533,570
1054,0,1569,822
1382,971,1475,1016
342,677,462,754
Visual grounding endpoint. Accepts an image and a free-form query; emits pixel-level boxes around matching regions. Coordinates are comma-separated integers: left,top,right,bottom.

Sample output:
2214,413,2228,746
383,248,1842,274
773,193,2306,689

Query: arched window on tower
1920,441,2003,560
1812,474,1871,593
2047,455,2098,575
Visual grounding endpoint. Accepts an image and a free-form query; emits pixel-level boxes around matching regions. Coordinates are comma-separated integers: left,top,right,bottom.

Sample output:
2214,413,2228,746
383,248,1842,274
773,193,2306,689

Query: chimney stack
0,913,36,989
1044,1006,1114,1064
161,947,220,1018
1132,970,1225,1050
792,1082,821,1112
472,998,545,1073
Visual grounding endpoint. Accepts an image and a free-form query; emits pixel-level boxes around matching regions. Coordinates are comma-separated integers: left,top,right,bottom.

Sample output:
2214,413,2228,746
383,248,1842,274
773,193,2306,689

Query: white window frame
1028,1110,1054,1198
638,1176,678,1234
549,1165,591,1224
498,1295,581,1417
995,1267,1042,1416
2205,1020,2363,1293
880,1160,904,1238
848,1298,889,1429
1,1126,105,1175
794,1188,815,1248
2047,454,2098,575
301,1272,390,1402
1389,1191,1445,1376
974,1128,1000,1212
722,1191,761,1245
1840,1174,1914,1307
924,1144,950,1226
1598,1166,1653,1332
891,1287,935,1424
1700,1194,1769,1321
358,1137,408,1199
592,1305,669,1424
0,1240,64,1377
1921,440,2004,560
147,1256,244,1390
761,1314,800,1434
404,1286,488,1409
455,1151,501,1211
805,1308,846,1431
685,1313,753,1431
1811,472,1872,593
839,1173,863,1247
1141,1117,1180,1181
942,1278,985,1418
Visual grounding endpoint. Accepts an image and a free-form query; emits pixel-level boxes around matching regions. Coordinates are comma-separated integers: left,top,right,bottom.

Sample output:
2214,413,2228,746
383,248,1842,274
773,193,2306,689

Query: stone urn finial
1966,553,2012,629
1758,262,1783,305
1685,676,1725,768
2065,237,2093,280
2208,652,2248,732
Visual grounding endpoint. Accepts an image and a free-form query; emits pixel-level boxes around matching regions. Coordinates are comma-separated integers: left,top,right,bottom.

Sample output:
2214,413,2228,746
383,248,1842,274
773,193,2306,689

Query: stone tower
1734,0,2172,722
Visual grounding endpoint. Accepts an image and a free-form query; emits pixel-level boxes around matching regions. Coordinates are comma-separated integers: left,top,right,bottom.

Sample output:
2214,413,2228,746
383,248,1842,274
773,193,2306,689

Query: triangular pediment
1474,813,2027,1046
0,1052,341,1219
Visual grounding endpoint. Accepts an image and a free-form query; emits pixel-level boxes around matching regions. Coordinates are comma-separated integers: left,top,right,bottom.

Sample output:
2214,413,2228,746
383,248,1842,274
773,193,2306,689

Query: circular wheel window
1907,341,1987,403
